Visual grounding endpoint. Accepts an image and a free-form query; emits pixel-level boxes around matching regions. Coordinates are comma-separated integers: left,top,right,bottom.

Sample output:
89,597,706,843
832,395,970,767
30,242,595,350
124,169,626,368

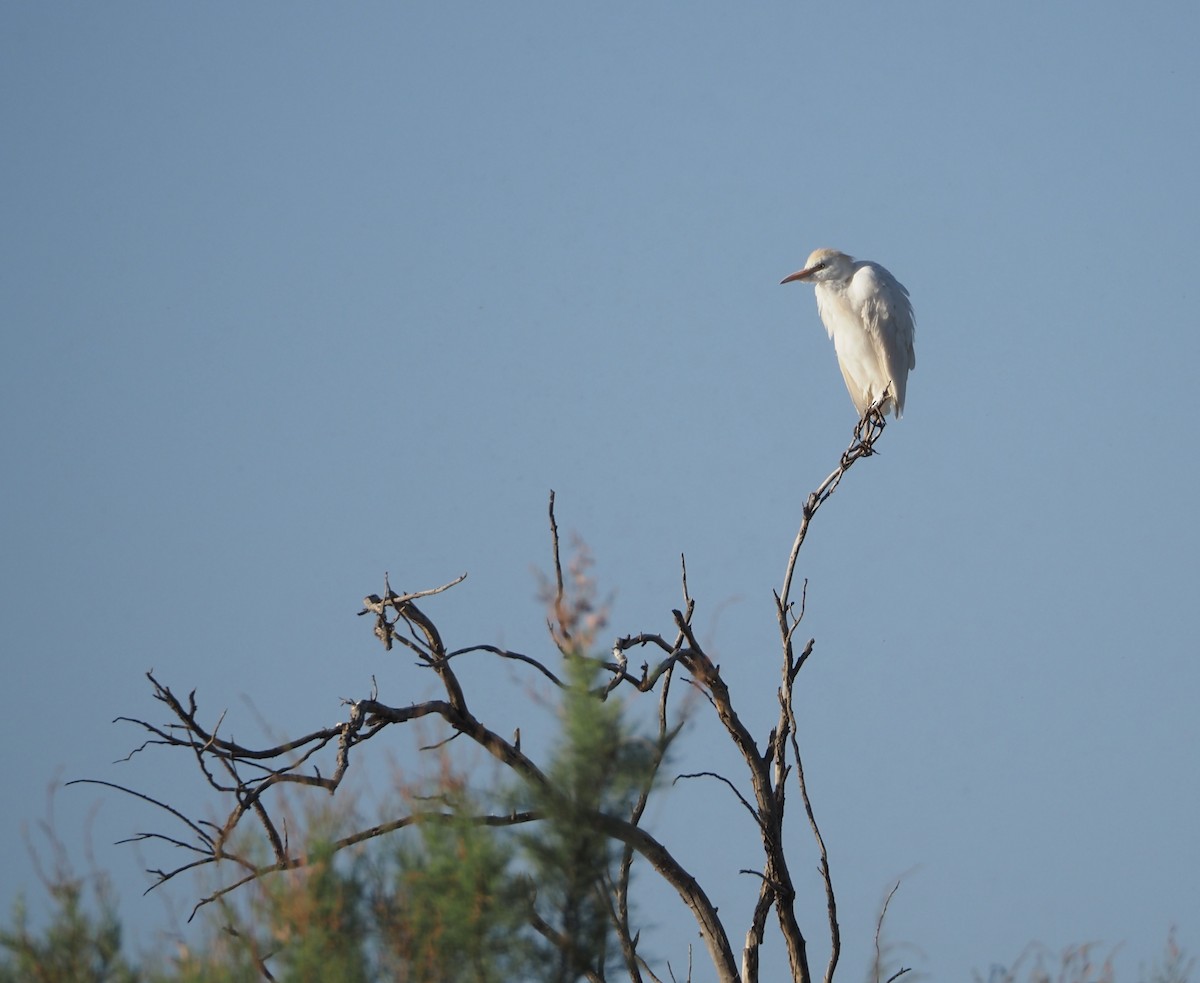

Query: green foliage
265,842,371,983
519,654,657,983
151,937,260,983
0,874,139,983
373,797,532,983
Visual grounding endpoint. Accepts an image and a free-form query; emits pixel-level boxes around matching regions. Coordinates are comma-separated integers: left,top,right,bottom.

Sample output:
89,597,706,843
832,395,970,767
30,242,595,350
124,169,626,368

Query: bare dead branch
673,772,762,830
874,881,907,983
602,867,645,983
357,571,466,658
784,677,838,983
779,412,887,620
220,921,277,981
613,647,682,983
95,414,894,983
356,571,468,615
66,778,214,848
743,875,776,983
747,415,889,982
527,903,607,983
446,643,565,686
188,808,542,921
636,953,665,983
593,811,738,982
548,489,570,650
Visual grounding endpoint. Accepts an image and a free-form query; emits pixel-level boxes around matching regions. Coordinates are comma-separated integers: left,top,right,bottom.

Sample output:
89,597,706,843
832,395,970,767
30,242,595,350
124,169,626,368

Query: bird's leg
853,412,869,444
854,396,888,450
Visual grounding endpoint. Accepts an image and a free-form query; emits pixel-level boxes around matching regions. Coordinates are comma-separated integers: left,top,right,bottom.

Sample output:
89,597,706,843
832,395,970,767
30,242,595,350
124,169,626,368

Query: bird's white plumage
781,248,916,418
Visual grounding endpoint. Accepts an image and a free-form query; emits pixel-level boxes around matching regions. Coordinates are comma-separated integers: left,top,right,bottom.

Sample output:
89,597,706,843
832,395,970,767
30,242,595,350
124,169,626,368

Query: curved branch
593,812,739,983
446,643,564,686
66,778,213,847
190,809,541,920
779,408,887,619
673,771,762,831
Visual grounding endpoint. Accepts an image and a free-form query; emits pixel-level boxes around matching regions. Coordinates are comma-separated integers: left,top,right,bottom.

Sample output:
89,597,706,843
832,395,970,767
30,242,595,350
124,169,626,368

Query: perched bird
781,248,916,419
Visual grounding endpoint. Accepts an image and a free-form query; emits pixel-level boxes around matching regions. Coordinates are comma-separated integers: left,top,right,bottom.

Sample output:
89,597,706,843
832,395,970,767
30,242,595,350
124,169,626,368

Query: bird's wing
847,262,916,385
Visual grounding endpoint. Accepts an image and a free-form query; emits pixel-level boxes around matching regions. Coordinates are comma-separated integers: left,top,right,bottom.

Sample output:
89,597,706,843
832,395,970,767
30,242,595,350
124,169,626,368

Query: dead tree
77,409,908,983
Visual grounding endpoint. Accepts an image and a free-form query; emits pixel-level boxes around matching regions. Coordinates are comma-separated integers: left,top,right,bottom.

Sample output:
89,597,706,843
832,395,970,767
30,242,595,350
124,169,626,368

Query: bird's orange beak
780,267,815,285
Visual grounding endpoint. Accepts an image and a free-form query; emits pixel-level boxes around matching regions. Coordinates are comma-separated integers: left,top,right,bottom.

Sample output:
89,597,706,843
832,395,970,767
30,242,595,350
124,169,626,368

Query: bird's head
780,248,854,286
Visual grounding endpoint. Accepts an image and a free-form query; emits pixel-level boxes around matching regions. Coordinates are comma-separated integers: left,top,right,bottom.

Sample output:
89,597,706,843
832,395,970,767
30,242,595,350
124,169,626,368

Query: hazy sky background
3,3,1198,980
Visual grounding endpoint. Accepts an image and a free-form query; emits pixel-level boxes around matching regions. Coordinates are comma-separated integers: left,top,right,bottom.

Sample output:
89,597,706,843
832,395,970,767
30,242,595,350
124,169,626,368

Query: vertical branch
742,881,774,983
610,658,678,983
768,413,885,983
778,409,887,618
872,881,911,983
669,606,810,982
548,489,572,650
784,641,839,983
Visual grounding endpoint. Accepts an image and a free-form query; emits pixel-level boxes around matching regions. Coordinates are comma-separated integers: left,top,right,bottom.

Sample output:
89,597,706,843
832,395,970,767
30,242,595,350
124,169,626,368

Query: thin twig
779,410,887,616
874,880,906,983
673,772,762,830
446,643,565,686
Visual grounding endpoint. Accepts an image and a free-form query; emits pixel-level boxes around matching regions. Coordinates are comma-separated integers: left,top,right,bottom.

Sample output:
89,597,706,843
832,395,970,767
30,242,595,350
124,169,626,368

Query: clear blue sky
3,3,1198,980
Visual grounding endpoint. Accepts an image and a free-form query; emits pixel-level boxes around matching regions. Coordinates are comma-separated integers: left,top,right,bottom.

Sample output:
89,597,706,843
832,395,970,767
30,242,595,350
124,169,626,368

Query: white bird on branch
781,248,916,419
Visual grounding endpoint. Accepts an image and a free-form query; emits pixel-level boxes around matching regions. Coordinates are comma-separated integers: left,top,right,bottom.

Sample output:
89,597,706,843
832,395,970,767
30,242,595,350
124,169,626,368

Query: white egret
781,248,916,419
